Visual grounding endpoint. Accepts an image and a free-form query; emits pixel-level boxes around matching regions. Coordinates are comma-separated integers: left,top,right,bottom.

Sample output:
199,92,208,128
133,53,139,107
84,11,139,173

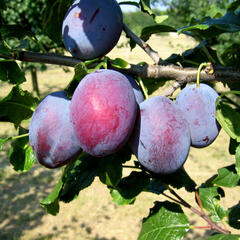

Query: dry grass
0,35,239,240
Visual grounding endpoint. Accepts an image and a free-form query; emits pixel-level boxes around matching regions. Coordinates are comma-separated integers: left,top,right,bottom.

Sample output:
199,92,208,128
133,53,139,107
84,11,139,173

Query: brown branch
167,187,230,235
123,23,163,65
1,50,240,93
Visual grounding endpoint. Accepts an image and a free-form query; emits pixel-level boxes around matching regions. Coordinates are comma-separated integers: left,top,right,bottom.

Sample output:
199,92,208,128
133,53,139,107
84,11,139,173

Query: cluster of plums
29,0,221,174
29,69,220,174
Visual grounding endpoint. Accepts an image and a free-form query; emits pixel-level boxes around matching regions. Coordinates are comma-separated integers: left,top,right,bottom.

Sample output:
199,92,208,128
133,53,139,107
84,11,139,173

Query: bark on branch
1,50,240,95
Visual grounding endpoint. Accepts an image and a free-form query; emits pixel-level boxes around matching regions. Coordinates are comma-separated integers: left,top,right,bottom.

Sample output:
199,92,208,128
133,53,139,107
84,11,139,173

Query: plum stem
11,133,29,140
197,62,208,88
165,187,231,234
137,76,149,99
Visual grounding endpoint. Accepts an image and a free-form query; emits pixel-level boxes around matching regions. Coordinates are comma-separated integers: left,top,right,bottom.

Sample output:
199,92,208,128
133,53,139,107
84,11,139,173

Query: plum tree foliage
1,0,240,239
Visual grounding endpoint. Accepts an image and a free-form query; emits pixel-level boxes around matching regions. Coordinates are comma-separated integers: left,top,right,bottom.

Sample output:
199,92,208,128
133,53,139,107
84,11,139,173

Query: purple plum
62,0,123,60
70,69,137,157
124,74,145,104
176,83,220,148
130,96,191,174
29,91,82,168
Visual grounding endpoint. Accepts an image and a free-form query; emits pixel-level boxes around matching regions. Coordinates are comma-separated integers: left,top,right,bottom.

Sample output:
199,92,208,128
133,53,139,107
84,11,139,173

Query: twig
123,23,163,65
166,187,230,234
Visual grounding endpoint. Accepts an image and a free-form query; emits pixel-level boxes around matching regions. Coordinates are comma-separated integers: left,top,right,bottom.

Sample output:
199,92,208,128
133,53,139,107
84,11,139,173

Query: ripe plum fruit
62,0,123,60
29,91,82,168
130,96,191,174
176,83,220,148
70,69,137,157
124,74,144,104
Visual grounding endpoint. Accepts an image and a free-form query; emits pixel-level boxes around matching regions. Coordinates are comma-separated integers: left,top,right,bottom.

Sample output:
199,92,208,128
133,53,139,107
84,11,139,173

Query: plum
176,83,220,148
124,74,145,104
130,96,191,174
29,91,82,168
70,69,137,157
62,0,123,60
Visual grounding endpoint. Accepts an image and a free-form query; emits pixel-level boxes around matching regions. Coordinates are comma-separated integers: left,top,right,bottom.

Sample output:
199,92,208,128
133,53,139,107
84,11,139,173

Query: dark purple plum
130,96,191,174
124,74,144,104
176,83,220,148
29,91,82,168
70,69,137,157
62,0,123,60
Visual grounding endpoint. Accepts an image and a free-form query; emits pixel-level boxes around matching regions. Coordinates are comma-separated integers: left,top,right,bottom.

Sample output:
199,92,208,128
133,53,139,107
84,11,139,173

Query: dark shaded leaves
0,86,38,125
60,153,98,203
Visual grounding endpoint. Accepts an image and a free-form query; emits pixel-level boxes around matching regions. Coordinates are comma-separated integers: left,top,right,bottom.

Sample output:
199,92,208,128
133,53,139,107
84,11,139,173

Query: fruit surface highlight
130,96,191,174
62,0,123,60
70,69,137,157
176,83,220,148
29,91,82,168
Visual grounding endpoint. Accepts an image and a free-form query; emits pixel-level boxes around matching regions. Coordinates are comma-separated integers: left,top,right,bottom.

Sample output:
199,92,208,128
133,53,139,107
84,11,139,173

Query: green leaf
206,5,226,18
60,153,98,203
0,61,26,84
109,58,130,69
216,101,240,142
110,188,135,205
65,62,87,97
0,24,35,40
199,187,226,223
178,11,240,39
206,234,240,240
40,178,63,216
110,171,150,205
9,130,36,172
98,144,132,188
139,0,168,23
235,145,240,174
0,41,11,55
212,165,240,187
42,0,72,44
228,202,240,230
229,138,238,155
227,0,240,11
98,155,122,187
138,201,189,240
140,24,176,42
0,86,38,125
142,77,166,95
0,138,9,151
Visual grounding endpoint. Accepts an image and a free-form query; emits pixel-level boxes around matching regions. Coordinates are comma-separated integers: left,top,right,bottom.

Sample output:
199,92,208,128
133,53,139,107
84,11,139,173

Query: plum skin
29,91,82,168
70,69,137,157
130,96,191,174
124,74,144,104
176,83,220,148
62,0,123,60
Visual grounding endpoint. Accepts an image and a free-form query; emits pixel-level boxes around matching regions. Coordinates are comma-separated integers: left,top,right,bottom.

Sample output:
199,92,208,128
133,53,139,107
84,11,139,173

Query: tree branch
123,23,164,65
1,50,240,94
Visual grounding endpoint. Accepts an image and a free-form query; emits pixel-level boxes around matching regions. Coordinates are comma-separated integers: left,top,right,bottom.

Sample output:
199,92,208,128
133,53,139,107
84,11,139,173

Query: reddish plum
130,96,191,174
62,0,123,60
70,69,137,157
29,91,82,168
176,83,220,148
